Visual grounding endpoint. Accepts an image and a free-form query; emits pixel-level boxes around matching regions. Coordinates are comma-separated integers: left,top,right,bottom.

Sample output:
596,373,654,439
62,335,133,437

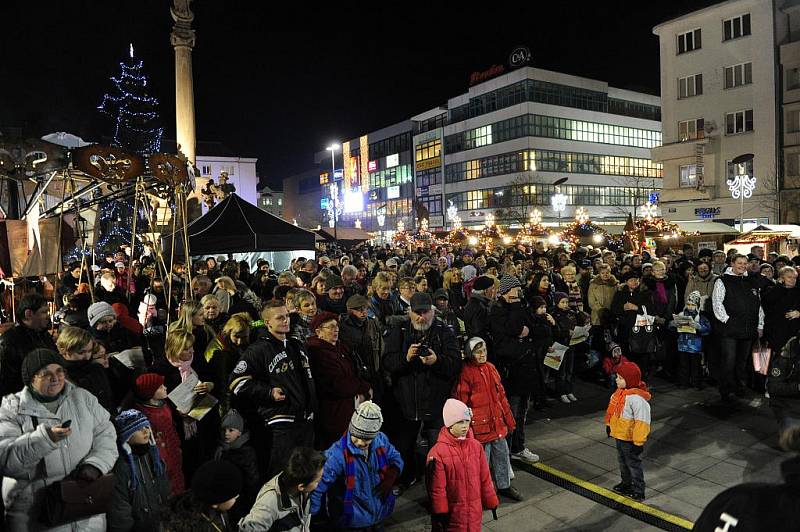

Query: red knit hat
310,311,339,333
135,373,165,400
616,361,642,389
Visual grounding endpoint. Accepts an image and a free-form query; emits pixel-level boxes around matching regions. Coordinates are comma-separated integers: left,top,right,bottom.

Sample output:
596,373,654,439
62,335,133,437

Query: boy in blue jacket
311,401,403,530
669,291,711,389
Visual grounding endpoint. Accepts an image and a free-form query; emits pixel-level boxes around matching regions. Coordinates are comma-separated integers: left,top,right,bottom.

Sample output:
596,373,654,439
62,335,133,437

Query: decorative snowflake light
642,201,658,220
728,175,756,199
575,207,589,224
530,209,542,226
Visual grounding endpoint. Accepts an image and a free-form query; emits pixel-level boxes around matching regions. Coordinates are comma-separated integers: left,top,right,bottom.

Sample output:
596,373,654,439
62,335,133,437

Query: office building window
418,195,443,215
679,165,698,188
415,139,441,162
678,74,703,99
678,118,705,141
725,109,754,134
677,29,701,54
446,183,654,211
726,158,754,180
368,164,413,189
201,165,211,176
787,67,800,90
416,167,441,187
724,62,752,89
723,14,751,41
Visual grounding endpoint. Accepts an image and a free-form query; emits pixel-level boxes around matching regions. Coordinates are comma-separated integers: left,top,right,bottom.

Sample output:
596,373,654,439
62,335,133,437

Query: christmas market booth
162,193,316,271
724,224,800,256
315,227,373,249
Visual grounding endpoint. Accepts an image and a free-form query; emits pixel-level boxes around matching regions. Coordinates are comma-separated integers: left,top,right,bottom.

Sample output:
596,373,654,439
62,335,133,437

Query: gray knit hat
221,409,244,432
87,301,115,327
22,348,63,386
498,275,522,295
349,401,383,440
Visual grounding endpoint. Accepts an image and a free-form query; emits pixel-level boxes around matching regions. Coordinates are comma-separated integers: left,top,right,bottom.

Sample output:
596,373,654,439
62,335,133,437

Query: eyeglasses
320,324,340,331
34,368,65,381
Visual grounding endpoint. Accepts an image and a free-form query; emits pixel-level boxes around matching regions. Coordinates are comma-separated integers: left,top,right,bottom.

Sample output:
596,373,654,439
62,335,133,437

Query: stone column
170,0,196,166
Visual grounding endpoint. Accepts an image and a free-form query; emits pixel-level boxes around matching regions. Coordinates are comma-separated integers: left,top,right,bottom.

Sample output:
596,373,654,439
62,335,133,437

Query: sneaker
567,393,578,402
560,395,571,404
628,491,645,501
612,482,632,494
511,448,540,463
498,486,524,501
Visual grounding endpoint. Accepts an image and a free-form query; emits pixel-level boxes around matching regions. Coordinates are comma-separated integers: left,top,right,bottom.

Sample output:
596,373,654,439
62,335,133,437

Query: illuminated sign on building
319,172,329,185
386,153,399,168
387,185,400,199
368,160,378,172
320,198,328,209
333,169,343,181
360,135,369,192
416,157,441,171
342,141,351,186
344,189,364,213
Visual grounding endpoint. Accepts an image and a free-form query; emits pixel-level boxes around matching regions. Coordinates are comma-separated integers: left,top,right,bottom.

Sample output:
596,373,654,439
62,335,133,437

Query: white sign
386,153,399,168
428,184,443,195
387,185,400,199
698,241,717,251
429,215,444,228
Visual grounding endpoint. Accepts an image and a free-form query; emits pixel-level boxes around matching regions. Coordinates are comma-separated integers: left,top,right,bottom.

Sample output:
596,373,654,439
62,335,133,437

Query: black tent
163,193,316,255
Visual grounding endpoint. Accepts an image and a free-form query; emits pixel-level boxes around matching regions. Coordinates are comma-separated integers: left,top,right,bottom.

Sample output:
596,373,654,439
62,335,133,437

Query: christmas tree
94,44,163,254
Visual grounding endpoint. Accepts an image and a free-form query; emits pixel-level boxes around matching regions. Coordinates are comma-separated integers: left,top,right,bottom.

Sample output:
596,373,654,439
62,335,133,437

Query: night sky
2,1,722,188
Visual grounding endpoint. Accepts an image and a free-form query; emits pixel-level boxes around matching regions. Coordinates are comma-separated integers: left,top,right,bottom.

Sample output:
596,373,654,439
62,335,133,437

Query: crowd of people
0,239,798,530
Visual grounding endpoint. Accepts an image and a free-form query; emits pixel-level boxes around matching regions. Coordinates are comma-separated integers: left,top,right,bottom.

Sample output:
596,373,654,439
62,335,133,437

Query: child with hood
550,292,589,404
427,398,499,531
668,290,711,389
133,373,184,496
454,337,521,501
604,361,651,500
602,343,631,389
214,409,260,525
108,409,170,532
310,401,404,530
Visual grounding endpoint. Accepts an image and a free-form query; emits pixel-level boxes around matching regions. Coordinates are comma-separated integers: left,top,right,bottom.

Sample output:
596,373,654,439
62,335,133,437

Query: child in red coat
134,372,185,496
427,398,499,531
454,337,522,502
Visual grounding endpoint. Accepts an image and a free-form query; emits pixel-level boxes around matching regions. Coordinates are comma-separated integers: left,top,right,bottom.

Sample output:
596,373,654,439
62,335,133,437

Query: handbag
41,474,115,526
752,340,772,376
629,324,658,354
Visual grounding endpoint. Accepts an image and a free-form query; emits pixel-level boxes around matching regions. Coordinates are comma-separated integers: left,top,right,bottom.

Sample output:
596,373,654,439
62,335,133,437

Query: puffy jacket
0,382,118,532
229,330,317,427
239,473,312,532
310,431,403,528
135,401,184,496
587,275,619,325
604,388,652,447
668,310,710,354
306,336,371,449
426,427,499,531
382,316,462,422
453,362,515,443
107,451,170,532
0,323,57,396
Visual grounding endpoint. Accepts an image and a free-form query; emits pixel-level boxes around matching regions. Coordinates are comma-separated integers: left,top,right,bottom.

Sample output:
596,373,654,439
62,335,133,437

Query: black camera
417,344,430,356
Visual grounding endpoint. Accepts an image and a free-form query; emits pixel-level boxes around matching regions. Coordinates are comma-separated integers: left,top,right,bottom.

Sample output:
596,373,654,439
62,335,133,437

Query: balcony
651,137,709,163
660,186,717,203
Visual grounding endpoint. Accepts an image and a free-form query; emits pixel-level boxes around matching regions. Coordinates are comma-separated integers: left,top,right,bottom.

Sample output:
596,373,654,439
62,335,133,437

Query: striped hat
498,275,522,295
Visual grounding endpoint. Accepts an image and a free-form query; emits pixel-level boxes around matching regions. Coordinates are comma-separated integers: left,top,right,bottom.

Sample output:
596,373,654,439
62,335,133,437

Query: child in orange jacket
604,361,651,501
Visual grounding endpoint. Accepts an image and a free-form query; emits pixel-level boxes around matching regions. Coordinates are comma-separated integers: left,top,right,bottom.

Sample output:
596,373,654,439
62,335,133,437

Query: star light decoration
354,218,361,229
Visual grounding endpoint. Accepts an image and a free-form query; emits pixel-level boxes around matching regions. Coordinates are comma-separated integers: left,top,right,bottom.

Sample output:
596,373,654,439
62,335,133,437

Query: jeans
718,337,753,398
616,439,645,494
484,438,512,489
506,394,529,454
268,420,314,478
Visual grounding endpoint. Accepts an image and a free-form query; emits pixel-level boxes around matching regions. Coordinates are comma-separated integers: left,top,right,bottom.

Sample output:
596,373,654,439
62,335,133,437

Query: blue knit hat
115,409,163,490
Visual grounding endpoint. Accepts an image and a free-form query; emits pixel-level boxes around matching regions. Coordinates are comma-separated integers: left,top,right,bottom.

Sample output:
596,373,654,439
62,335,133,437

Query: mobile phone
60,420,72,429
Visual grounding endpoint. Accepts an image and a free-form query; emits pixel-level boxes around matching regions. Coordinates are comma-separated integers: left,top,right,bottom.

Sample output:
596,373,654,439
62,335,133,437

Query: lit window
679,165,698,188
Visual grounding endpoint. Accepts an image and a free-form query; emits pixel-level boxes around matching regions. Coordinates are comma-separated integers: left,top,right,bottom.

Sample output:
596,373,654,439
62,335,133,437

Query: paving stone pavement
386,376,788,531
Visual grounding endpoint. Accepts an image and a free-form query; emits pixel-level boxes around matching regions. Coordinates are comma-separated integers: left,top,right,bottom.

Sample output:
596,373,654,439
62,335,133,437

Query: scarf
654,279,668,307
214,431,251,460
169,356,198,438
604,387,652,424
341,434,389,526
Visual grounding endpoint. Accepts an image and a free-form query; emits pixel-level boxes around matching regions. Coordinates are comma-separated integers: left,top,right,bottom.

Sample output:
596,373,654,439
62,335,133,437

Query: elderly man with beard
382,292,461,491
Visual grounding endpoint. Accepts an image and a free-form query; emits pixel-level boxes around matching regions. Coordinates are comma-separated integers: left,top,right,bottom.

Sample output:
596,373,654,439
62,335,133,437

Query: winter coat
62,358,117,414
319,295,347,316
588,275,619,326
135,401,184,496
203,334,244,415
463,293,492,345
762,283,800,352
426,427,499,532
215,433,260,525
693,456,800,532
448,283,467,319
306,336,371,449
107,450,170,532
611,285,654,346
641,276,678,321
668,310,711,354
0,323,58,397
91,323,138,355
289,313,313,344
310,431,404,528
367,294,403,333
382,316,462,423
604,388,651,447
338,314,385,390
453,362,515,443
238,473,312,532
111,303,144,339
712,268,764,339
684,273,718,314
0,382,118,532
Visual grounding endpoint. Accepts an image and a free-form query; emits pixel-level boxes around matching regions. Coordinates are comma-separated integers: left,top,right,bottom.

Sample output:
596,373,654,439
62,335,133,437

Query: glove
75,464,102,482
606,425,611,438
374,465,401,498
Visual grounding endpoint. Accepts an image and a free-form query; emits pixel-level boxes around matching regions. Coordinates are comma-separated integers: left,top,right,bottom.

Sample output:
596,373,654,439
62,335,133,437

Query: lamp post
730,153,755,233
326,143,340,246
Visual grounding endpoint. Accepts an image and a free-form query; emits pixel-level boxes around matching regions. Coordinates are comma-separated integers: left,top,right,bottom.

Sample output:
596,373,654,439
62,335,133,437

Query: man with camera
382,292,461,490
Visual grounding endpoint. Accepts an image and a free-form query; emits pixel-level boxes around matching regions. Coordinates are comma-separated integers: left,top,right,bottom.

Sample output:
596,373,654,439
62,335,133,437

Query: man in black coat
0,293,56,396
762,266,800,355
463,276,496,358
382,291,461,487
611,270,655,379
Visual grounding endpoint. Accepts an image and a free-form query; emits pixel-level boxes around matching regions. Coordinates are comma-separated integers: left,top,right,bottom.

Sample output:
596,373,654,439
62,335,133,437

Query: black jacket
108,451,170,532
382,316,461,422
0,323,57,396
91,323,138,354
63,358,117,414
641,276,677,321
229,330,317,427
762,284,800,352
338,314,384,387
716,273,761,339
693,456,800,532
767,336,800,419
464,293,492,344
611,285,654,342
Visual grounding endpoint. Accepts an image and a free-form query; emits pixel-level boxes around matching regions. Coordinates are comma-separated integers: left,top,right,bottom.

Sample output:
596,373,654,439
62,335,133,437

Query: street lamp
326,143,340,246
551,176,568,227
730,153,755,233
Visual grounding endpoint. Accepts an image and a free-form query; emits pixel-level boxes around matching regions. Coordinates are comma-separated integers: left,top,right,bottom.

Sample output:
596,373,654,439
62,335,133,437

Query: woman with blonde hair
214,276,237,314
290,289,318,342
170,300,216,360
57,325,117,413
204,312,251,414
368,272,401,331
